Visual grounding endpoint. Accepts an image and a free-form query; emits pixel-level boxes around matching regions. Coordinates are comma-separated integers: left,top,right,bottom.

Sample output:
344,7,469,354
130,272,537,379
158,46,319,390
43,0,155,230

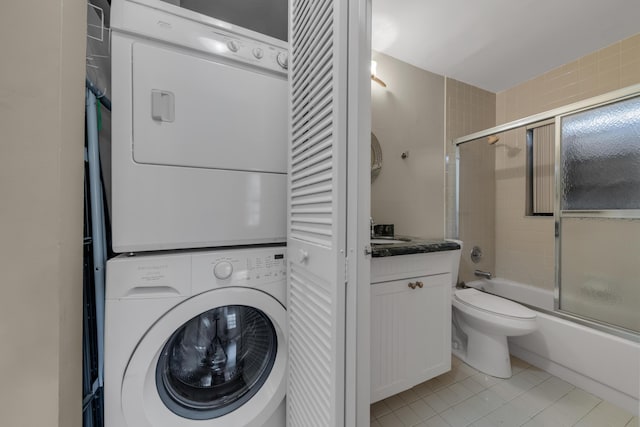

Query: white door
287,0,371,425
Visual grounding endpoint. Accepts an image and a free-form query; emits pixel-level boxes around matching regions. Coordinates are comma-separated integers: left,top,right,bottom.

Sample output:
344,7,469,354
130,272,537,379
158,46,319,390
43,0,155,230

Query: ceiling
372,0,640,93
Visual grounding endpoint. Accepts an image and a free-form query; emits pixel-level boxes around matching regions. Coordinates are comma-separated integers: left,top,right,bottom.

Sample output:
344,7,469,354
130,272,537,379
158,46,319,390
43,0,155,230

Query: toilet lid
454,288,536,319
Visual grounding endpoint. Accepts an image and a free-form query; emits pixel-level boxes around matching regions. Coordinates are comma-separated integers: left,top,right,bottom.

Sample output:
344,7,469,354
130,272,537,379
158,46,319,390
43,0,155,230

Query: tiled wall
497,34,640,123
494,33,640,291
371,52,446,238
445,79,496,284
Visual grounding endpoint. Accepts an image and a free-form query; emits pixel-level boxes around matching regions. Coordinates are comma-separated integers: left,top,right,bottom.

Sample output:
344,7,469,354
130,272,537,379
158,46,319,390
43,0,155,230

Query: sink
371,238,411,244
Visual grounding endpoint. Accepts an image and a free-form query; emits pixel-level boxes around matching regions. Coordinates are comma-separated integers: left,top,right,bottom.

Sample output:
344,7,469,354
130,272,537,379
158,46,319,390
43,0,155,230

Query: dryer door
121,287,286,427
131,42,288,174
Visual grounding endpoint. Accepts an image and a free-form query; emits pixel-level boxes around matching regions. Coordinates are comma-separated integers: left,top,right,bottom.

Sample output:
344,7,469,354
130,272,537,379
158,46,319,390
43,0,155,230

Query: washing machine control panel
243,252,287,284
213,261,234,280
192,248,287,291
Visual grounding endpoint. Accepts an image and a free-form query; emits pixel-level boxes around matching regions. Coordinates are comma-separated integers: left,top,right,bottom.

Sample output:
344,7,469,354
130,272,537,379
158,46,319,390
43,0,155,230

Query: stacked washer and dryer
105,0,289,426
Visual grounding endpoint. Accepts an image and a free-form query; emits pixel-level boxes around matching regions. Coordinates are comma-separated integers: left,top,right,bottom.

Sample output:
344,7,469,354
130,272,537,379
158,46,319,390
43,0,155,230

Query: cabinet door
370,273,451,403
410,273,451,383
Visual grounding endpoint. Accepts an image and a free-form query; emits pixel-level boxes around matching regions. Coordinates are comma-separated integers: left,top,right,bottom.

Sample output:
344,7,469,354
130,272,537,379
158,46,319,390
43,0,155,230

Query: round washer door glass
156,305,277,420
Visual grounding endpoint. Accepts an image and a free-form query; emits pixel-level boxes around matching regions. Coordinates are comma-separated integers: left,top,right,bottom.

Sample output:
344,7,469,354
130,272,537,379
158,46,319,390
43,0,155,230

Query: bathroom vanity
370,238,461,403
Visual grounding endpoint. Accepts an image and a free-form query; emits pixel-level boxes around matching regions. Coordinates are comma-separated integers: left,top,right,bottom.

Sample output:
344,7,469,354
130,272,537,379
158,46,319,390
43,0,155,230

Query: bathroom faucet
474,269,492,280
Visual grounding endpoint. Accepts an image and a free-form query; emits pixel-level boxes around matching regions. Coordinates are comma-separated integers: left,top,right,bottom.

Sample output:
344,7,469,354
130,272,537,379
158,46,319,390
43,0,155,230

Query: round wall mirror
371,132,382,181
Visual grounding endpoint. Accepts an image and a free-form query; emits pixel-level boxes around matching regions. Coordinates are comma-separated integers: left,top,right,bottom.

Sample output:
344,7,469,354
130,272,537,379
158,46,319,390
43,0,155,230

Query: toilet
451,287,538,378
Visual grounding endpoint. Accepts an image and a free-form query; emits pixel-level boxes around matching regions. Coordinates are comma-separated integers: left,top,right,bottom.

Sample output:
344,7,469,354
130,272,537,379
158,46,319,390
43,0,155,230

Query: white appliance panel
111,31,287,252
132,43,287,173
105,247,287,427
159,0,288,42
111,160,287,252
111,0,288,58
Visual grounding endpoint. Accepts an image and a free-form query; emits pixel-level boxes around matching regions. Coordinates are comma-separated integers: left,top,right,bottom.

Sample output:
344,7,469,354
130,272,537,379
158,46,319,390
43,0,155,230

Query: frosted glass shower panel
560,96,640,210
560,217,640,333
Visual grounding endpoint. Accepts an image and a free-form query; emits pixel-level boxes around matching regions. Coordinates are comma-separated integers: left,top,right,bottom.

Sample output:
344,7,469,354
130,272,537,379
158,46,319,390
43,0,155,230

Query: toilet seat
454,288,536,320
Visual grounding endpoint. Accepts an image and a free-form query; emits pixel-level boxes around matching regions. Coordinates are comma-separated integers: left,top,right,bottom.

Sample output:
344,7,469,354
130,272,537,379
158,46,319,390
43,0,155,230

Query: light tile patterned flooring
371,356,638,427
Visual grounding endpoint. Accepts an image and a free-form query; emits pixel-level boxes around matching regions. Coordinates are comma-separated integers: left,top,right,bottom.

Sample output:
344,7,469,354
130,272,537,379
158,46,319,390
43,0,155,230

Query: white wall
371,52,445,239
0,2,86,426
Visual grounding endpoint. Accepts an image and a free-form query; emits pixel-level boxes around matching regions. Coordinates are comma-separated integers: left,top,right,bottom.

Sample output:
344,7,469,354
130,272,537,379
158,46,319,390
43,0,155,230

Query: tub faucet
474,269,492,280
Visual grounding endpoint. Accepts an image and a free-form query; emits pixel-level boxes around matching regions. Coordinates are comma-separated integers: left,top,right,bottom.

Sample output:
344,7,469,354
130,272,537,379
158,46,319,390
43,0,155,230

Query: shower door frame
453,83,640,342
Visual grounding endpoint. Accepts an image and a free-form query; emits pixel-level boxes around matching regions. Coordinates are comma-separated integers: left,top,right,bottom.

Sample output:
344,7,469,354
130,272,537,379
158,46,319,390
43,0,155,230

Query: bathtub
467,278,640,415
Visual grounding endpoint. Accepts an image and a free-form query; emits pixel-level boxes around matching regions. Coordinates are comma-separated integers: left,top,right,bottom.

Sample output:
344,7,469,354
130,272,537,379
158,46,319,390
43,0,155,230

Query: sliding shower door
557,95,640,334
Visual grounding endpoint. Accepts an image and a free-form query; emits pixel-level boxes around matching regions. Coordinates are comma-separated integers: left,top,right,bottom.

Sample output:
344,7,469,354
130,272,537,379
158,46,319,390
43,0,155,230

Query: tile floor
370,356,638,427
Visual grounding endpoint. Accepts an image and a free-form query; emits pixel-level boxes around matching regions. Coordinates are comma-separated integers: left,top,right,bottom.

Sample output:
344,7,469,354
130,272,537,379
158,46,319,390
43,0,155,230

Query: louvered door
287,0,349,425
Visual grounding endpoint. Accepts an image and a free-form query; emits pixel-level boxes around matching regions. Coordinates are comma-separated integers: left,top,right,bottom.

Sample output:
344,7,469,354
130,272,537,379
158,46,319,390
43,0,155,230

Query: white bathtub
467,278,640,415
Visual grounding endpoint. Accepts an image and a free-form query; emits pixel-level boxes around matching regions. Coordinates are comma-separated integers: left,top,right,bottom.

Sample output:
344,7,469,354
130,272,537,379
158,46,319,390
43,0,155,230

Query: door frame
345,0,372,426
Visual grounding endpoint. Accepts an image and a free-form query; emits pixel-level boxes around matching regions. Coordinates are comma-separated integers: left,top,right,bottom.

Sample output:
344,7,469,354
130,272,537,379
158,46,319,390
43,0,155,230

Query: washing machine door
120,287,287,427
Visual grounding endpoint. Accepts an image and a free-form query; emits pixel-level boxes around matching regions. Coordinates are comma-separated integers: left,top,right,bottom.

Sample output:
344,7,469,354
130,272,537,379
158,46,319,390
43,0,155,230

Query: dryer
105,245,287,427
110,0,289,252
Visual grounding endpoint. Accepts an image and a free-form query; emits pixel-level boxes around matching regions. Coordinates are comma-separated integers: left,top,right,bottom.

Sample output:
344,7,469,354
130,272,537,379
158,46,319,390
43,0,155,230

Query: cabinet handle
416,281,424,288
408,282,417,289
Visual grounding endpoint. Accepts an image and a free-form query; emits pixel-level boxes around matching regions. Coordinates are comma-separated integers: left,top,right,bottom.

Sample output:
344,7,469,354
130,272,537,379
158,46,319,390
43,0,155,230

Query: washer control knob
214,261,233,280
227,40,239,52
276,52,288,69
252,47,264,59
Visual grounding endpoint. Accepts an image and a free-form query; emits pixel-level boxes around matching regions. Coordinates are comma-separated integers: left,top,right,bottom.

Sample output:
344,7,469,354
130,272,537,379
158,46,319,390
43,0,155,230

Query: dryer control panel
111,0,288,75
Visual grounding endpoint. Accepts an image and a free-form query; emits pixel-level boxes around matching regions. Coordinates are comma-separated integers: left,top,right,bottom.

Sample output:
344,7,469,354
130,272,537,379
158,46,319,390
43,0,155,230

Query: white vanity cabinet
370,251,453,403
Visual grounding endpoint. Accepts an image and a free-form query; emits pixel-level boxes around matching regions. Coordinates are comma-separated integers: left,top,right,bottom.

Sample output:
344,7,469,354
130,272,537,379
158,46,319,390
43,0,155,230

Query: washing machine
110,0,289,252
105,246,287,427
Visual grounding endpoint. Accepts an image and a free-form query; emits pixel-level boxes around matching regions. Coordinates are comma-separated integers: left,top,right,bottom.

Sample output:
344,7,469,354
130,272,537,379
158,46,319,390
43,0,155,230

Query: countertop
371,236,461,258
